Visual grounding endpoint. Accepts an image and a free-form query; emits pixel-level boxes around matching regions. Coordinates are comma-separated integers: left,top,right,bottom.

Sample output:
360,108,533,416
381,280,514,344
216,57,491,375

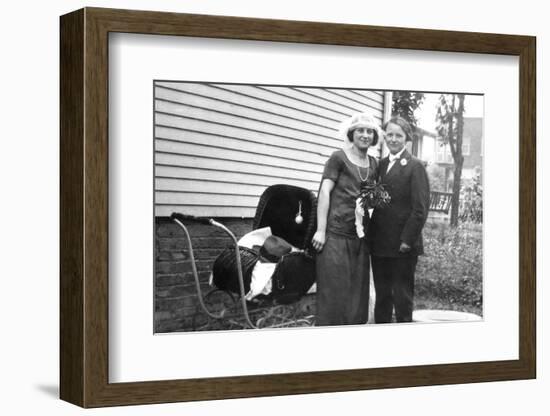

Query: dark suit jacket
369,149,430,257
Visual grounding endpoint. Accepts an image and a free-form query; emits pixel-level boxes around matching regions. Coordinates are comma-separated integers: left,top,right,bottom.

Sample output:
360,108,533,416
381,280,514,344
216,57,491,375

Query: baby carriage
171,184,317,329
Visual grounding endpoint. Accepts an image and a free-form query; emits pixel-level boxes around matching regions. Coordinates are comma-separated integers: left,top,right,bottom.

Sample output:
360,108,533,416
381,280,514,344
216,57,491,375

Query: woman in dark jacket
369,116,430,323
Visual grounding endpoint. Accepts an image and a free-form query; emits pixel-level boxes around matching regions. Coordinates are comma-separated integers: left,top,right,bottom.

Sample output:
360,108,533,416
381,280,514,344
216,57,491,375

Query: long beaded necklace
349,149,370,182
357,165,370,182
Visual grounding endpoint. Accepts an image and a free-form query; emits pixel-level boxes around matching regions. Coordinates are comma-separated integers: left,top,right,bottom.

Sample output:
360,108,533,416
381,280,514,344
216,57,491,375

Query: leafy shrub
427,163,448,192
459,171,483,223
415,220,483,314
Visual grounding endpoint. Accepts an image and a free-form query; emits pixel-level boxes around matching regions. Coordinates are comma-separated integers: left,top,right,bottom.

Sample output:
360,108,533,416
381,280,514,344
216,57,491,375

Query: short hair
347,127,379,146
383,116,414,142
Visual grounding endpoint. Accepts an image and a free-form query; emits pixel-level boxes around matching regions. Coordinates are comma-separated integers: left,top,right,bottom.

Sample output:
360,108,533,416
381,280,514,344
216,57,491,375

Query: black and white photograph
153,82,484,333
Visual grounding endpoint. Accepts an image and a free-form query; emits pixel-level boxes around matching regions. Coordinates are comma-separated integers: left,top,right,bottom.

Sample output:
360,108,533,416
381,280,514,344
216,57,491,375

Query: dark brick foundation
154,217,253,332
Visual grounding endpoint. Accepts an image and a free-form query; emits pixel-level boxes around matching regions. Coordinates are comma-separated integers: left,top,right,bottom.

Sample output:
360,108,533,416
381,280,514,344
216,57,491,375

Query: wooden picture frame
60,7,536,408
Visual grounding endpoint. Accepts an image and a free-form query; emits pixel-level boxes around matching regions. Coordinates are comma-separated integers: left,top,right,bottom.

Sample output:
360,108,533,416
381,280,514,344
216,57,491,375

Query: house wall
420,135,437,164
155,82,386,218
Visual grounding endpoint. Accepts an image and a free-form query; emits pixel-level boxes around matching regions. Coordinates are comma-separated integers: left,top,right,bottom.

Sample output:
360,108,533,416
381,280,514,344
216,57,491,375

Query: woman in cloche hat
312,112,381,326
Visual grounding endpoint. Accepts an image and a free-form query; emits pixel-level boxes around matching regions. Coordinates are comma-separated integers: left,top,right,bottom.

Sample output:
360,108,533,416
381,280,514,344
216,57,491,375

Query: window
436,143,454,163
462,136,471,156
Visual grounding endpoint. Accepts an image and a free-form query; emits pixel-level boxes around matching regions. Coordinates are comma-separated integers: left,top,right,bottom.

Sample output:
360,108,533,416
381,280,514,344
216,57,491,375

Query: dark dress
316,150,378,326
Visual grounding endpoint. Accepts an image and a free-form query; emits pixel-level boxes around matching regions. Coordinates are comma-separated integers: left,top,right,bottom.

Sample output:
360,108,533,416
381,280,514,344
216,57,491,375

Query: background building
419,117,483,192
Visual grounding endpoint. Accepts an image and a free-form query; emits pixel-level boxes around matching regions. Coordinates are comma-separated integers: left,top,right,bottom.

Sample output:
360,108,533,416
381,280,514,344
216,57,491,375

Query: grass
415,220,483,316
187,292,316,331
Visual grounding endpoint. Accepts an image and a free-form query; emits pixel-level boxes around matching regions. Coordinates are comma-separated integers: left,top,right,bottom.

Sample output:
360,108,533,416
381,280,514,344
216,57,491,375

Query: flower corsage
355,181,391,238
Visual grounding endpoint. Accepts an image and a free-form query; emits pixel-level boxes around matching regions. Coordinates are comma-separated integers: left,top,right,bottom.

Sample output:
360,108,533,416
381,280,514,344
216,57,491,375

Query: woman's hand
313,179,333,253
312,230,326,252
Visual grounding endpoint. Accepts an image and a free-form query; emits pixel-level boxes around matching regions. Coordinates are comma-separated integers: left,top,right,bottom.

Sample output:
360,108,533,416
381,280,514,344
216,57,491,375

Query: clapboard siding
158,82,342,130
156,87,338,139
258,86,352,117
155,116,336,157
156,154,322,181
155,82,387,217
156,130,328,165
158,206,253,217
328,89,385,111
157,178,270,196
254,85,355,121
293,87,380,114
157,192,258,207
349,89,385,105
156,141,323,172
155,101,342,148
213,84,343,126
155,166,320,189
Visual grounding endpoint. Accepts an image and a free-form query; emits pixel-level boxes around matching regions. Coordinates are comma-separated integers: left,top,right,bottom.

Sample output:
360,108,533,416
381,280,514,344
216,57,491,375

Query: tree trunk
450,95,465,227
450,158,463,226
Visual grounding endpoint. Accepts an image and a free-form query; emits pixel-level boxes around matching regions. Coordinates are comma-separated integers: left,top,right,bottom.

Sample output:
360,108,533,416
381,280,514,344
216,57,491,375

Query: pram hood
252,184,317,250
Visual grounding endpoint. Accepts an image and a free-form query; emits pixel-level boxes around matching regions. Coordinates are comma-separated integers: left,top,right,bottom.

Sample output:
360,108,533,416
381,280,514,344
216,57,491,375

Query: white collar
389,148,406,161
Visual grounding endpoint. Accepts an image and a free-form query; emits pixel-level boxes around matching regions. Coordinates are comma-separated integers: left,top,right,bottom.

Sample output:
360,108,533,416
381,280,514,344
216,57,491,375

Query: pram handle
171,211,258,329
171,212,213,226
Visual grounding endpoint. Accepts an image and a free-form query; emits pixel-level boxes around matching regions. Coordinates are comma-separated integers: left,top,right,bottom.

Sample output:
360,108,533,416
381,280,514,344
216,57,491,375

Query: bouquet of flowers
358,181,391,210
355,181,391,238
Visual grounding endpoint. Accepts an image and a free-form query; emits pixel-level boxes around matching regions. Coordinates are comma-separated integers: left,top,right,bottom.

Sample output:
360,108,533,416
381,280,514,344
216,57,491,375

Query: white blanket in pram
238,227,282,301
209,226,313,300
241,228,319,300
